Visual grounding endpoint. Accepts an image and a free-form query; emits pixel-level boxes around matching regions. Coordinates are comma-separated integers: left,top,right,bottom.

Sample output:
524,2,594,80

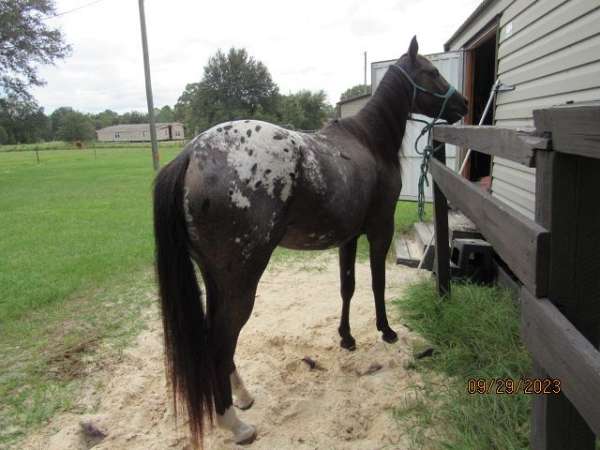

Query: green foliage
55,111,95,142
91,109,120,129
278,90,333,130
176,48,279,135
340,84,371,101
176,48,334,135
156,105,175,123
0,126,7,144
394,280,532,449
0,97,51,144
0,0,71,100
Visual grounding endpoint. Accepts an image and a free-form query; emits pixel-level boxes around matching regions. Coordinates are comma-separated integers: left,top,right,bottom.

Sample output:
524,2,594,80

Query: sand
21,253,427,450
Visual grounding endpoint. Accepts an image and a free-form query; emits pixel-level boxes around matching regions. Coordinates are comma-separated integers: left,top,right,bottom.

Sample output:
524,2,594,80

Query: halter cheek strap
389,64,456,122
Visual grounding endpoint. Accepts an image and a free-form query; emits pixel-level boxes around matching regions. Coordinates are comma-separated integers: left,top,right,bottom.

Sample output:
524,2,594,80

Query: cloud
31,0,481,114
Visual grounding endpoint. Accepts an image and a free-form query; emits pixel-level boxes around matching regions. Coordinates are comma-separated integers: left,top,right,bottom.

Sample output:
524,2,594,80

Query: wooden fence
430,102,600,450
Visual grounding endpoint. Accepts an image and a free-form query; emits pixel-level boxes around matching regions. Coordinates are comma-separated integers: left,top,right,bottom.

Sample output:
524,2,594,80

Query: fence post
530,111,600,449
432,141,450,297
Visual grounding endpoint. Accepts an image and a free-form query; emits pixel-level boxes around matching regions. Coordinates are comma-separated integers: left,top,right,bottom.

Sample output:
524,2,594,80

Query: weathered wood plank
432,125,549,167
529,150,600,449
429,158,549,296
520,288,600,438
432,144,450,298
534,103,600,159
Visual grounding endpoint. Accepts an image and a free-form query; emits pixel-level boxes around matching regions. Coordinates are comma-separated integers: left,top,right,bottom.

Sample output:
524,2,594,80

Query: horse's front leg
338,236,358,350
367,221,398,343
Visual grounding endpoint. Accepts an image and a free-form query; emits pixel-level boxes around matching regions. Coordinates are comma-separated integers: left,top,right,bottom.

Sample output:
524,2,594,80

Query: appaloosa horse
153,37,467,446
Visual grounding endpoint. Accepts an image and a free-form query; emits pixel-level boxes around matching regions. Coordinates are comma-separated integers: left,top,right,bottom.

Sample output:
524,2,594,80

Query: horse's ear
409,36,418,61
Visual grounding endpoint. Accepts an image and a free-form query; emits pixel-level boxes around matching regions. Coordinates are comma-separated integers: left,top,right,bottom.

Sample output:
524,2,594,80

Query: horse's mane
331,63,410,166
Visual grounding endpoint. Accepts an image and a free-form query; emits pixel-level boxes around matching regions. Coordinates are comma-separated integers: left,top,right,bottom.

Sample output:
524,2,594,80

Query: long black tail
153,149,215,448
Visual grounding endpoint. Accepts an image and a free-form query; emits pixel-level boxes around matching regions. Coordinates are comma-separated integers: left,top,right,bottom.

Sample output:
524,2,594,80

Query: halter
389,64,456,123
389,64,458,221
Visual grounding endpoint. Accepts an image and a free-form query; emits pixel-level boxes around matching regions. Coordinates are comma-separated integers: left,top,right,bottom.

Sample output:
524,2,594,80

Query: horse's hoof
382,329,398,343
340,336,356,351
234,397,254,410
235,424,257,445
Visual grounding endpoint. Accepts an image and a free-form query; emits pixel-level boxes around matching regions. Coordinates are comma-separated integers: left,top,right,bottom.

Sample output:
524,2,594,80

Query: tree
120,110,148,124
156,105,174,123
175,48,279,135
278,90,333,130
49,106,74,138
0,0,71,100
56,111,95,142
0,96,50,143
0,125,7,144
340,84,371,101
92,109,120,129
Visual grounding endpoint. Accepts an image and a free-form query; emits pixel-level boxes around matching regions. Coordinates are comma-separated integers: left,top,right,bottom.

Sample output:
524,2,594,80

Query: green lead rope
388,65,456,221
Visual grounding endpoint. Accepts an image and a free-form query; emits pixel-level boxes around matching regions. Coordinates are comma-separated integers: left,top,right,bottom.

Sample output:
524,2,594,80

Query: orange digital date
467,377,561,395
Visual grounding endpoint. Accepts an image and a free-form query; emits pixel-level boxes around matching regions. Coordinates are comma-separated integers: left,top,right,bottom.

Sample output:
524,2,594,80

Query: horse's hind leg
211,287,257,445
230,365,254,410
206,249,274,445
338,236,358,350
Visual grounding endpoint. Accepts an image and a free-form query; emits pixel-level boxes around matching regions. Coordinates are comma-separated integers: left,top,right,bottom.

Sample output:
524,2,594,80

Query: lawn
0,142,429,446
0,145,181,446
0,146,180,324
393,280,532,449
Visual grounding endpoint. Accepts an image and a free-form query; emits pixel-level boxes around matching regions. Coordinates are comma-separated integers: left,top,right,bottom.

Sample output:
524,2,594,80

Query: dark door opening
463,26,497,185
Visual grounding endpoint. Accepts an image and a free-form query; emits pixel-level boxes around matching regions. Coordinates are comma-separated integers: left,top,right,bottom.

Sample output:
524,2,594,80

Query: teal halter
389,64,458,221
389,64,456,123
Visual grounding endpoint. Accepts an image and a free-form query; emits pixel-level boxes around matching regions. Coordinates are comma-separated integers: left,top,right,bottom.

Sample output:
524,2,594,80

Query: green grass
0,146,181,324
393,280,532,450
0,145,180,447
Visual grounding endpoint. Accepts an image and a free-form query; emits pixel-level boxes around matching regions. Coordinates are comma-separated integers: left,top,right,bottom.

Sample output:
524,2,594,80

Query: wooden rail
429,157,549,297
432,125,549,167
430,102,600,450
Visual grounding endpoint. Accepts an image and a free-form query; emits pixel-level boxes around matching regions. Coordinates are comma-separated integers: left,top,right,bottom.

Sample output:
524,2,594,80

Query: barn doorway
462,23,498,185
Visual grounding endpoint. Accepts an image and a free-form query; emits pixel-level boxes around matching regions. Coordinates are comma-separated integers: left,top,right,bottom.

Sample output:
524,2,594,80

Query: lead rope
388,65,456,221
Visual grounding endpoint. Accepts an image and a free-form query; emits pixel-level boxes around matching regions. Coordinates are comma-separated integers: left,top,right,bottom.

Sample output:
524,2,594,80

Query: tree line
0,101,176,144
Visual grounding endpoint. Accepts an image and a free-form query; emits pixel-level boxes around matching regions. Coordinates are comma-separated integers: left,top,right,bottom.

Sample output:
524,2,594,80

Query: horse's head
395,36,468,124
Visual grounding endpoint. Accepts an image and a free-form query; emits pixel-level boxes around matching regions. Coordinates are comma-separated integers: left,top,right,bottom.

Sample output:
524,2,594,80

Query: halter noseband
389,64,456,122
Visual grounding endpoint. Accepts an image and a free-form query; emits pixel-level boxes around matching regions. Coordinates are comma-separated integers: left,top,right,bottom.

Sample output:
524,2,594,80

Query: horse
153,36,468,447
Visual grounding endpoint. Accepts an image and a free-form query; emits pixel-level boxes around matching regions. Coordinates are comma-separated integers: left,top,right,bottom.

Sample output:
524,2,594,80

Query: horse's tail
153,149,215,448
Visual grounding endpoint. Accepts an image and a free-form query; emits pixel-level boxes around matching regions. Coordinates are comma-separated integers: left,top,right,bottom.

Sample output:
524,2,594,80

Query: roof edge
444,0,496,50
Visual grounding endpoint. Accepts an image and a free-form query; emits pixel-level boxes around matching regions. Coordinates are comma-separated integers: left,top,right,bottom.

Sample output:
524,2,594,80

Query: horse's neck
349,77,411,162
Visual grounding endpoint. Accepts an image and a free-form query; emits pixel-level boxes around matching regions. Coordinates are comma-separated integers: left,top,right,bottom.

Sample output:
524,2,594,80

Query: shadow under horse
153,37,468,446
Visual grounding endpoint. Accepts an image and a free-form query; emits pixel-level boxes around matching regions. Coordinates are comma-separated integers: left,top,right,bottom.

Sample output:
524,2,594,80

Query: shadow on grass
392,279,532,450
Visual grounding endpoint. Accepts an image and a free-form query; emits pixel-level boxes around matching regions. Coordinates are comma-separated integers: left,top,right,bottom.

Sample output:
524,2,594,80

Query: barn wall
448,0,600,219
338,96,370,118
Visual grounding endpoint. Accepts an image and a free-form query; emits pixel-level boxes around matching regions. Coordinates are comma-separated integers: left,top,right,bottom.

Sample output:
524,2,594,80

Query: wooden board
432,125,548,167
429,158,550,297
394,237,420,268
534,103,600,160
432,145,450,297
530,149,600,449
520,288,600,437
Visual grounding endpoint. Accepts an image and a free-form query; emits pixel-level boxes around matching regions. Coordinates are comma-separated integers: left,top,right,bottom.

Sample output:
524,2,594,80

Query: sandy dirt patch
21,253,427,450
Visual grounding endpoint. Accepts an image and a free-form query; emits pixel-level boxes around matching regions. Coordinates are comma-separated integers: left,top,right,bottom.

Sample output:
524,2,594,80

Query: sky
32,0,482,114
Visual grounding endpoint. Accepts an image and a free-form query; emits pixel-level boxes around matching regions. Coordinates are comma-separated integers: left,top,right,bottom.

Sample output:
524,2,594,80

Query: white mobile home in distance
96,122,184,142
